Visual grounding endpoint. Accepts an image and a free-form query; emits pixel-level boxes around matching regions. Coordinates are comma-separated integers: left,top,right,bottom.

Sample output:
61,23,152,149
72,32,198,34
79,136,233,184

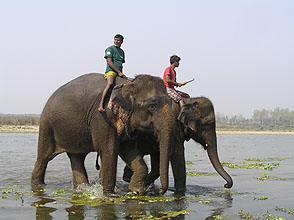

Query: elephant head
177,97,233,188
107,75,174,194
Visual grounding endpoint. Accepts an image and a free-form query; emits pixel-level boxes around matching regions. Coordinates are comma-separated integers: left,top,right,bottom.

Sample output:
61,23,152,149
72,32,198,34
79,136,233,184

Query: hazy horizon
1,1,293,118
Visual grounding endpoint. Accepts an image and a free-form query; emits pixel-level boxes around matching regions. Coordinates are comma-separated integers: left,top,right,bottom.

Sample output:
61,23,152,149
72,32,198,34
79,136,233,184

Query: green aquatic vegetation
51,188,65,195
69,193,173,207
238,210,289,220
245,157,286,162
221,161,280,170
1,189,12,194
186,161,193,165
212,215,235,220
195,195,213,204
245,158,266,162
275,206,294,217
186,171,217,176
122,195,170,203
70,197,122,206
266,157,286,161
256,173,291,181
256,173,270,181
127,210,189,219
238,210,257,219
254,196,268,200
157,210,189,218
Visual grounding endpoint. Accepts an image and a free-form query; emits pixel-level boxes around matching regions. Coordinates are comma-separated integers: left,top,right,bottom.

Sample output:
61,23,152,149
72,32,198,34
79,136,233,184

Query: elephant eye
147,103,157,112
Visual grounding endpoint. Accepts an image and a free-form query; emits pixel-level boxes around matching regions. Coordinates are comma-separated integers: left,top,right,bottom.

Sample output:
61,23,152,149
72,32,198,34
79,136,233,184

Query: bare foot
98,106,105,112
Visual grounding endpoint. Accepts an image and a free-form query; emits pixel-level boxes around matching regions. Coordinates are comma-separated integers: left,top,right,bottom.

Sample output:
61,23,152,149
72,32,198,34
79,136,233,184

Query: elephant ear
177,101,200,133
107,83,134,134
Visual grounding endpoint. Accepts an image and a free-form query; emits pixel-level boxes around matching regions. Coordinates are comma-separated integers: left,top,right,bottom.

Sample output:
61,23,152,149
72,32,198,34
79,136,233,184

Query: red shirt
163,66,176,89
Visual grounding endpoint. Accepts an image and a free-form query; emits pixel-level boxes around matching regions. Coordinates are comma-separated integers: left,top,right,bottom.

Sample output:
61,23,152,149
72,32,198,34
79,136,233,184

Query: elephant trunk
207,132,233,188
158,104,174,195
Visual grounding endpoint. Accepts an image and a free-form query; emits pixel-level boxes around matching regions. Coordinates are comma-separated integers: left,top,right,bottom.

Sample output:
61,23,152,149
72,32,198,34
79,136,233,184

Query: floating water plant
275,206,294,217
186,161,193,165
256,173,270,181
256,173,291,181
51,189,65,195
254,196,268,200
238,210,289,220
186,172,216,176
221,161,280,170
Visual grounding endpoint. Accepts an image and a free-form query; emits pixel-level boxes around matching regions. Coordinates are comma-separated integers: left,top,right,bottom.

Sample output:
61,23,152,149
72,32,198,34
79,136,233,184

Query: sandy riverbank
0,125,39,133
216,130,294,135
0,125,294,135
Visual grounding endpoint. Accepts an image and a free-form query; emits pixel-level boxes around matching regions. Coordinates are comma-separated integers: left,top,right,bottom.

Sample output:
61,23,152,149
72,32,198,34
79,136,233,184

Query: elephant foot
103,191,119,198
31,180,46,192
129,182,146,195
31,179,46,188
159,188,167,195
173,191,185,197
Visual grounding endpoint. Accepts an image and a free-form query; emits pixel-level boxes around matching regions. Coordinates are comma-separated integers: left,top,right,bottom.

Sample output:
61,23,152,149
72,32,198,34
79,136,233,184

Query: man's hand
178,81,187,87
118,71,126,78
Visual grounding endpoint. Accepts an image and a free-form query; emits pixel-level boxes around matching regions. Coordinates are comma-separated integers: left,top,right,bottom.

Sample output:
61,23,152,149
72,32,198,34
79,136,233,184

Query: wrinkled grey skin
31,73,173,195
122,97,233,192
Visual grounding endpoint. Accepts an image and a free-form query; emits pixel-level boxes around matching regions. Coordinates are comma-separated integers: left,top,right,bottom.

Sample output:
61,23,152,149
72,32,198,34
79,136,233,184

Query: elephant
31,73,174,195
121,97,233,192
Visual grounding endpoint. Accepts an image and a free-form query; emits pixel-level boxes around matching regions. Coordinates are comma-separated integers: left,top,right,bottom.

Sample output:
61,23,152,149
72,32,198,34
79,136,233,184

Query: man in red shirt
163,55,190,107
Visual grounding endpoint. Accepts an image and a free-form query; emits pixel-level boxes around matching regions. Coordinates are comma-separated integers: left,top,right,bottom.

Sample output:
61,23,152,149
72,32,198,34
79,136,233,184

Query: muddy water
0,133,293,219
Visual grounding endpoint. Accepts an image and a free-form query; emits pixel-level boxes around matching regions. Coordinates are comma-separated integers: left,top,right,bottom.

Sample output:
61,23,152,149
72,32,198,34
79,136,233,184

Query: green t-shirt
104,45,125,73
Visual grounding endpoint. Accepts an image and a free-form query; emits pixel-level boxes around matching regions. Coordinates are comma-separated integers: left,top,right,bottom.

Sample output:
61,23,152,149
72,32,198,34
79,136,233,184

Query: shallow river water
0,133,293,220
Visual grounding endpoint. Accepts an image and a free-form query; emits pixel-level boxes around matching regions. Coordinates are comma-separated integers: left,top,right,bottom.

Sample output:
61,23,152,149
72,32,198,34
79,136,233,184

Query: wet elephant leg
119,144,148,194
67,153,89,188
146,153,160,186
170,144,186,192
31,126,64,186
99,144,119,194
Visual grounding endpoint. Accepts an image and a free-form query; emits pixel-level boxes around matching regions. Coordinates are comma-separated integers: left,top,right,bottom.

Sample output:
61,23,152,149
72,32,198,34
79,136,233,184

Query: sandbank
0,125,294,135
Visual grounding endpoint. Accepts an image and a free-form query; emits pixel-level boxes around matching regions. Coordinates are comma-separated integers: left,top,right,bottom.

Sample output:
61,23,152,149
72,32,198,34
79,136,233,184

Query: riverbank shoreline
1,125,294,135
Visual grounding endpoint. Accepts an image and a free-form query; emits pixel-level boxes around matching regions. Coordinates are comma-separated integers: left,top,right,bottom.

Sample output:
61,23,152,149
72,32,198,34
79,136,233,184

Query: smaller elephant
31,73,174,195
121,97,233,192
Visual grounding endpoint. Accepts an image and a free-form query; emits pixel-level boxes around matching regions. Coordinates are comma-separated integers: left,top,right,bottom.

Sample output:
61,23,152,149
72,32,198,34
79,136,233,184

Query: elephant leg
122,165,133,183
119,143,148,194
146,153,160,186
67,153,89,188
99,145,119,194
31,126,64,186
170,144,186,192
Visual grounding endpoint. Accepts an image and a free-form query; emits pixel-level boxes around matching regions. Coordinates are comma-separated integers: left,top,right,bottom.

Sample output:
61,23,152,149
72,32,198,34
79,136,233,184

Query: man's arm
106,57,126,78
165,75,186,87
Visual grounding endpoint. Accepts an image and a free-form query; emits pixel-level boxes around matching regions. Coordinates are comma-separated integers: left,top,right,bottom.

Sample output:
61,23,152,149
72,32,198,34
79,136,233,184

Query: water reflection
66,205,85,220
31,189,57,220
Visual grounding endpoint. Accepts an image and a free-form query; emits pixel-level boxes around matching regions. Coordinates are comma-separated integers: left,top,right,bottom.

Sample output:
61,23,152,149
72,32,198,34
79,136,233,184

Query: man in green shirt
98,34,126,112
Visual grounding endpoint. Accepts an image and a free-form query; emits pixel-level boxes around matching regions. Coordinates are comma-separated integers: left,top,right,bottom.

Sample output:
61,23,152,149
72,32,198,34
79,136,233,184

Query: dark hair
170,55,181,64
114,34,124,40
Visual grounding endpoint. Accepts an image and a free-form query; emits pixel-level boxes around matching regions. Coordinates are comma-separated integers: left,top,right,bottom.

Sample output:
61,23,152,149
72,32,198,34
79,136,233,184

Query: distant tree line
0,115,40,126
1,108,294,131
216,108,294,131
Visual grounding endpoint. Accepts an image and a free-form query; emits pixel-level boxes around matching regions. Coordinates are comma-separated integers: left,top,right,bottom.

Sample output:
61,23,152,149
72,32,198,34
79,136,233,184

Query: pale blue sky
1,0,293,117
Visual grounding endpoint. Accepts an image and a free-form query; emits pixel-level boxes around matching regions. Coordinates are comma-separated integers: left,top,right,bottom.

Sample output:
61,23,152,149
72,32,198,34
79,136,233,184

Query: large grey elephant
31,73,174,195
122,97,233,192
